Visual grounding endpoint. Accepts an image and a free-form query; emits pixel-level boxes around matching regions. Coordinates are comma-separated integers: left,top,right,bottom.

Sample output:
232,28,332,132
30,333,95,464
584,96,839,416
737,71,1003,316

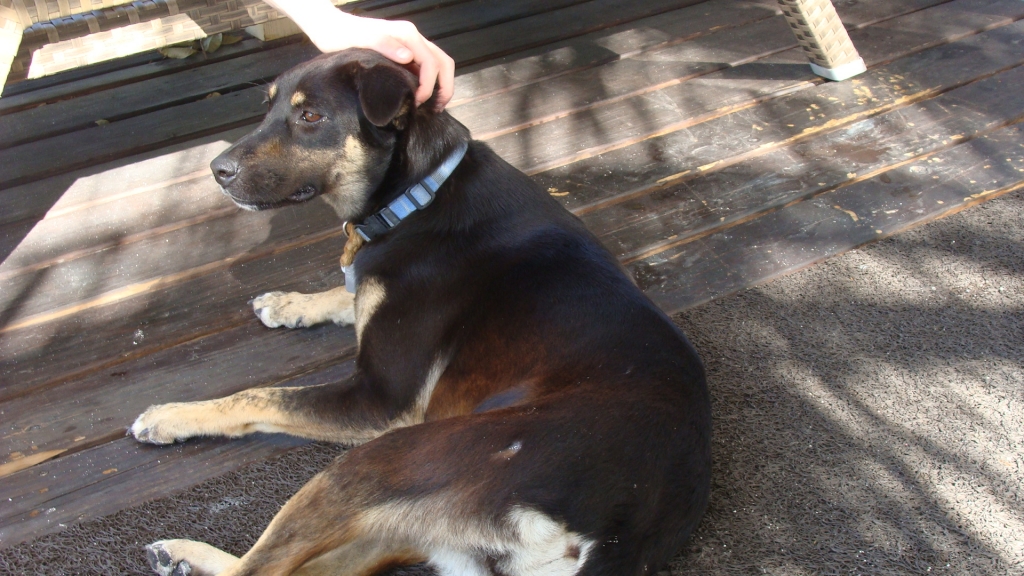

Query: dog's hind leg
145,535,425,576
146,540,239,576
144,455,437,576
252,286,355,328
145,409,607,576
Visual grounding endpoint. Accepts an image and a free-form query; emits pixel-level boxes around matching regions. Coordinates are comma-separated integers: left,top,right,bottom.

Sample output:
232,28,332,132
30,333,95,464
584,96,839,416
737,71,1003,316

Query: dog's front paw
131,404,192,445
252,291,314,328
146,541,194,576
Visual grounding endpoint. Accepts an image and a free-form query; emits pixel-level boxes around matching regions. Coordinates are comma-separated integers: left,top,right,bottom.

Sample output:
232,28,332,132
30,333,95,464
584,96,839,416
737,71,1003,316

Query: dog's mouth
223,184,321,211
287,185,320,203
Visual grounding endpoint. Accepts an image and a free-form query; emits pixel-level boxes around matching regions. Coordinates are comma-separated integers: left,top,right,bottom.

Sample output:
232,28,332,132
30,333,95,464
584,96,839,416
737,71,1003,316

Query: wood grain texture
0,320,356,460
0,38,274,115
483,0,1024,174
636,123,1024,312
574,25,1024,261
0,434,308,549
0,43,318,149
0,0,466,113
0,226,349,400
0,0,708,190
3,0,1024,552
4,0,993,374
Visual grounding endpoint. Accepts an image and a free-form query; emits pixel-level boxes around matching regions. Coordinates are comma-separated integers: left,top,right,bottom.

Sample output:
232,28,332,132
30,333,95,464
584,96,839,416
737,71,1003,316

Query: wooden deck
2,0,1024,550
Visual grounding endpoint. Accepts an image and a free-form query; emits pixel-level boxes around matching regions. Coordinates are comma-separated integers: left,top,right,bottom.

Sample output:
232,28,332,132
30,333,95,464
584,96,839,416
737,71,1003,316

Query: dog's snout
211,155,240,187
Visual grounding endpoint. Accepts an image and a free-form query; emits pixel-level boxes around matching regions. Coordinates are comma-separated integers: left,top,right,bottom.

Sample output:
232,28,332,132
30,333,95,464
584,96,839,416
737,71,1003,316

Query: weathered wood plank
0,226,349,402
405,0,599,40
635,123,1024,312
531,0,1024,215
0,357,354,550
0,191,345,322
4,0,1011,401
440,0,707,68
0,88,268,190
452,0,970,135
0,127,249,228
0,0,949,192
0,5,785,296
449,0,783,105
578,27,1024,260
0,43,317,149
0,0,762,224
0,435,308,550
0,319,356,463
484,0,1024,174
0,0,706,149
453,15,798,141
0,0,939,226
0,356,353,515
0,0,461,114
0,38,275,115
353,0,469,17
540,20,1024,216
0,0,709,190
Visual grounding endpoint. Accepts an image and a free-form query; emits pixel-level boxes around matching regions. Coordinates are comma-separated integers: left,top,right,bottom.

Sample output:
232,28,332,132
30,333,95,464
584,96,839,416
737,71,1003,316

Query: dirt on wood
1,191,1021,575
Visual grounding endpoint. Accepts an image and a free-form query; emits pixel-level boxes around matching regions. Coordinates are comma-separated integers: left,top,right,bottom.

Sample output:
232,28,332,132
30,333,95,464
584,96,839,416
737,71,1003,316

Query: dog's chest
354,276,386,343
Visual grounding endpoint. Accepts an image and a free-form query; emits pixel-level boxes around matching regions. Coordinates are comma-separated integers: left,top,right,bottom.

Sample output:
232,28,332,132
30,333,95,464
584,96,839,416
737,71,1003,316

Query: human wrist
273,0,352,41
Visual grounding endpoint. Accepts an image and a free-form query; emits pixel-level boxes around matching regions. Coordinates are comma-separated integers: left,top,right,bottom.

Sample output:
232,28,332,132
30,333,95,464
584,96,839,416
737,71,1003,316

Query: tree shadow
669,192,1024,574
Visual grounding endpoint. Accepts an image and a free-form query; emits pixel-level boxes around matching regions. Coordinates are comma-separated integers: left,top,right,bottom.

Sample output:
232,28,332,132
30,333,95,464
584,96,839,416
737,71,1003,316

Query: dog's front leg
252,286,354,328
130,371,425,446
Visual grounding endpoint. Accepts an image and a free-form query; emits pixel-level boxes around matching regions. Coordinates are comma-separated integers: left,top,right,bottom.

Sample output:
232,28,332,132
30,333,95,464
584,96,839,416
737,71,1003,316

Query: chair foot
810,57,866,82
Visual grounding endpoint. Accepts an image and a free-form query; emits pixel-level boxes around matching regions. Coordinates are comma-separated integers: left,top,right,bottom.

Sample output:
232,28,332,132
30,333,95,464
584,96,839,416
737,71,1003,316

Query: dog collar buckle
354,142,468,243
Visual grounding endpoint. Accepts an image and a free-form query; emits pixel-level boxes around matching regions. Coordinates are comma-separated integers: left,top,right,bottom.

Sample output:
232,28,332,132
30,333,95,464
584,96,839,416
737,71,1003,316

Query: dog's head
210,49,422,220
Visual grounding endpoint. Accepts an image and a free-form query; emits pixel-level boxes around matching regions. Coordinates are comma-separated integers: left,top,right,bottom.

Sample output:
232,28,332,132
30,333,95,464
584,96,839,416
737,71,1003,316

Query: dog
130,49,710,576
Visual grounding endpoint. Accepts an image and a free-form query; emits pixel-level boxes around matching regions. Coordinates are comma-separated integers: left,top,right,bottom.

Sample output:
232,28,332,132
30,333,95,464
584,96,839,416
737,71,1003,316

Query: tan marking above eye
291,91,306,107
301,111,323,123
267,84,277,101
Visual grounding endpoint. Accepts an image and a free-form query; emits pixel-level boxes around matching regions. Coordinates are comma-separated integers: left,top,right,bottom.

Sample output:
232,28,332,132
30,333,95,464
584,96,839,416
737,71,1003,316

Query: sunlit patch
494,440,523,460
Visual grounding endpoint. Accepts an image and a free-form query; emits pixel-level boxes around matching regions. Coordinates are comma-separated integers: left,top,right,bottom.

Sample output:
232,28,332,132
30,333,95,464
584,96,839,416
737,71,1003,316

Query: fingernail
396,48,412,60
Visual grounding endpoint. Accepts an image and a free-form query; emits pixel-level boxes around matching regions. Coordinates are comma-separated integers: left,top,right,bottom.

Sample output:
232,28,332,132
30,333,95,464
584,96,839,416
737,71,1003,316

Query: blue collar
353,142,469,242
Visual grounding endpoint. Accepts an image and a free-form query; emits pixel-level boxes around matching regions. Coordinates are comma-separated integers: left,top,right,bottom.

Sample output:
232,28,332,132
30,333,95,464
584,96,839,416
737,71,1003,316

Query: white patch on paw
146,539,238,576
251,288,354,329
131,404,187,445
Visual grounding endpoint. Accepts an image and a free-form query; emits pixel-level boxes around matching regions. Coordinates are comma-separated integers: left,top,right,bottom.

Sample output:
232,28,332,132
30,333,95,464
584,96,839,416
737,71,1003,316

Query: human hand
320,16,454,111
275,1,454,110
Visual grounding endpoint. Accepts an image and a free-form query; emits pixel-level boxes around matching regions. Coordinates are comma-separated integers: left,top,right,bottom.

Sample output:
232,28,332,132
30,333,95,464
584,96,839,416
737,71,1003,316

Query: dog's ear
357,63,415,128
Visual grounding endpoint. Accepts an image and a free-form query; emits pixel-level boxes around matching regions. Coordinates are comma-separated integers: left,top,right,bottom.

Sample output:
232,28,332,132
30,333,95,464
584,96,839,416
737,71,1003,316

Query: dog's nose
211,156,240,187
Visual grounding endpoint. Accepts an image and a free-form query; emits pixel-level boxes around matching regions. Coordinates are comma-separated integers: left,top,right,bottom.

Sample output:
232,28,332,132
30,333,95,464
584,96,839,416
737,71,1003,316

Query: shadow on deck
0,0,1022,556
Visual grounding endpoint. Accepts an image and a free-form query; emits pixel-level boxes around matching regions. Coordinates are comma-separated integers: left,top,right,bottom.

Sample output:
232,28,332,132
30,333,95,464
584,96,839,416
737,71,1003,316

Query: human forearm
261,0,455,109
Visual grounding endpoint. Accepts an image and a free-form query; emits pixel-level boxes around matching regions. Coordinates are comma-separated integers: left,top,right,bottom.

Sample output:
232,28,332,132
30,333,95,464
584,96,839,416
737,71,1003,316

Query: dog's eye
301,111,323,123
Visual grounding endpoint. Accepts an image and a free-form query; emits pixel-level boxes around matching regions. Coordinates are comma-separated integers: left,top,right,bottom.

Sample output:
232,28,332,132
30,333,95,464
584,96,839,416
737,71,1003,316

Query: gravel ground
2,190,1022,575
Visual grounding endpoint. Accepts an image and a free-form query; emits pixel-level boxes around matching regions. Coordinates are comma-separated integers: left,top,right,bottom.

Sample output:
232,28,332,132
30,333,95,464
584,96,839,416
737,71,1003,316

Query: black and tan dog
130,49,710,576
